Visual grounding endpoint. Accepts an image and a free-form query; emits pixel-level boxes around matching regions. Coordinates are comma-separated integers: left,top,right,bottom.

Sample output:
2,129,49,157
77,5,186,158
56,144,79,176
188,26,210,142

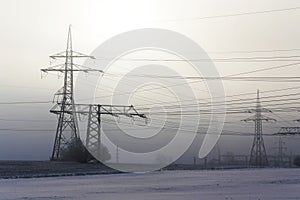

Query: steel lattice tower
41,26,146,161
79,104,146,160
242,89,276,166
41,26,97,160
276,136,286,167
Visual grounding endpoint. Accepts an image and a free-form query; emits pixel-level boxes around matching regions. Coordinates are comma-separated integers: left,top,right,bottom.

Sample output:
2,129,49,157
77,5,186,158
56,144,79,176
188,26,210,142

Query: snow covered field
0,168,299,200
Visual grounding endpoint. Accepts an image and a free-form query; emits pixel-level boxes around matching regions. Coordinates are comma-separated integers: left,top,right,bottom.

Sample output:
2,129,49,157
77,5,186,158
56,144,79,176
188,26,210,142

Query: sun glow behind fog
66,0,159,48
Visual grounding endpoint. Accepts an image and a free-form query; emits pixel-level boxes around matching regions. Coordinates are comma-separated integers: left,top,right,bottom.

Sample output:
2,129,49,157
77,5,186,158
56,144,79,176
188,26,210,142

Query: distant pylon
275,136,287,167
116,145,119,163
41,26,100,160
242,89,276,166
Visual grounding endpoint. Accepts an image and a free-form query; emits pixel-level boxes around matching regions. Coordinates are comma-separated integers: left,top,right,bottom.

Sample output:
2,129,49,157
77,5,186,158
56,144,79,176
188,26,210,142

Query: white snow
0,168,300,200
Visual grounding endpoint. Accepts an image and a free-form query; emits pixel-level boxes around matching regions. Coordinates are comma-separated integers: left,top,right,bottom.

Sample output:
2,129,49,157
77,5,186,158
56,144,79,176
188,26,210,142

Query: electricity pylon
75,104,146,160
274,136,287,167
242,89,276,166
41,26,100,160
41,26,146,161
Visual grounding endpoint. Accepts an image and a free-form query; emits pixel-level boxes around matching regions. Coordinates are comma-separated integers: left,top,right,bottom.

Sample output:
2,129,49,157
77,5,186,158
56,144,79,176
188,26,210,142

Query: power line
0,101,52,105
102,63,300,81
81,75,300,113
0,127,280,137
0,84,57,90
158,6,300,22
133,86,300,109
95,55,300,62
136,93,300,112
0,129,54,132
85,62,300,101
0,118,55,122
204,48,300,54
104,75,300,81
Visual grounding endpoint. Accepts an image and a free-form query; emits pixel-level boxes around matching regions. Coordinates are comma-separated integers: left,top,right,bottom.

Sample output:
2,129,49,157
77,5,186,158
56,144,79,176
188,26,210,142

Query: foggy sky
0,0,300,161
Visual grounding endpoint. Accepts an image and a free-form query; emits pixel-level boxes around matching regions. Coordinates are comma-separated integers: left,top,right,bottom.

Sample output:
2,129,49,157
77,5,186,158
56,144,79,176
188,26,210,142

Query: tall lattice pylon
41,26,100,160
242,89,276,166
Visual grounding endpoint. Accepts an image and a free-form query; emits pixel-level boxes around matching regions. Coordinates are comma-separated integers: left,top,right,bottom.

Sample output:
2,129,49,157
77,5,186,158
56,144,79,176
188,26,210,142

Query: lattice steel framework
75,104,146,157
41,26,99,160
242,90,276,166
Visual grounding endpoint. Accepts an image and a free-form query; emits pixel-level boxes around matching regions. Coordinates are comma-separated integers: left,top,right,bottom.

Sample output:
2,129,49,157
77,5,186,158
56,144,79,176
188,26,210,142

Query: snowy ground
0,168,299,200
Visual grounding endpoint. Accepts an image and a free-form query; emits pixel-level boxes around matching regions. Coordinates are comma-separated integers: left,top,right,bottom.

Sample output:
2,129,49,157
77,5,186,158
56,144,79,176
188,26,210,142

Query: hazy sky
0,0,300,161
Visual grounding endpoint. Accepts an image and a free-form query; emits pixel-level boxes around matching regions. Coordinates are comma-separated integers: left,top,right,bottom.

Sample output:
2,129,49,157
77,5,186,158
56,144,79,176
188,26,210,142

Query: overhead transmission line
136,92,300,112
0,101,52,105
103,75,300,82
95,55,300,62
133,86,300,109
201,48,300,54
157,6,300,22
82,62,300,102
0,118,55,122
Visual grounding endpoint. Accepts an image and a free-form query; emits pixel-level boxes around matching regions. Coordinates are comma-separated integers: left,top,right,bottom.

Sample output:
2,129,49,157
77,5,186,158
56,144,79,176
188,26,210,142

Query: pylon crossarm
241,115,276,122
129,106,146,119
50,104,61,114
50,50,94,59
261,108,272,113
72,104,147,119
99,105,146,119
247,108,272,113
41,64,102,74
100,106,118,117
72,51,95,59
241,116,256,122
41,69,99,72
261,116,277,122
49,51,65,59
41,64,65,73
50,104,73,115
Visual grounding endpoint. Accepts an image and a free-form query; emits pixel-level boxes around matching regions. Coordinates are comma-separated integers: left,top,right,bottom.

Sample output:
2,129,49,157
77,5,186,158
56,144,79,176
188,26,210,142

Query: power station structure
41,26,146,160
242,89,276,166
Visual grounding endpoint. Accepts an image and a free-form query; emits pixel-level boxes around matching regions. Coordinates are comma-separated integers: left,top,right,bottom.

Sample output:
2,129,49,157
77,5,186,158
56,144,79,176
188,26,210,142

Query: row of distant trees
60,139,111,163
60,140,300,167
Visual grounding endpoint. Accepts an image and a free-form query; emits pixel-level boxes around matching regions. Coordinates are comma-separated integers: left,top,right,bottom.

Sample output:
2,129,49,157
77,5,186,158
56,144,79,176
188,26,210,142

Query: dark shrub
293,156,300,167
